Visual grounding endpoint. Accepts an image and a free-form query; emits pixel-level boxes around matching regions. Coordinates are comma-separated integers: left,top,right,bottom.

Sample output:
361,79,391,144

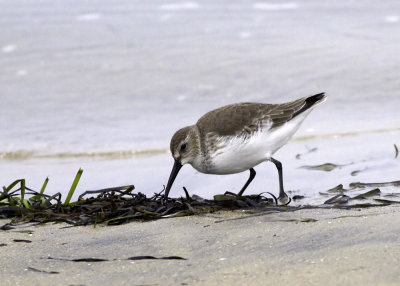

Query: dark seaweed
0,182,279,227
27,267,59,274
2,175,400,228
352,188,381,199
295,147,318,159
126,256,186,261
327,184,345,193
324,194,350,205
48,257,108,262
47,256,186,262
350,181,400,188
351,169,367,176
13,239,32,243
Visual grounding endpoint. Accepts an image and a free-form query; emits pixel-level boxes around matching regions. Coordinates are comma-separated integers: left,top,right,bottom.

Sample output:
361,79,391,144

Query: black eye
180,143,187,152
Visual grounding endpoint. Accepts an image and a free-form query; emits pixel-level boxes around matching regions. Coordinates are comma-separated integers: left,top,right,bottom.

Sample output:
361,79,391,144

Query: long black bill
164,160,182,199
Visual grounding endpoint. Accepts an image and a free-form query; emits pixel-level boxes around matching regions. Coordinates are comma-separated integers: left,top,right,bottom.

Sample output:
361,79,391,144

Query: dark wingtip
292,92,326,118
306,92,326,105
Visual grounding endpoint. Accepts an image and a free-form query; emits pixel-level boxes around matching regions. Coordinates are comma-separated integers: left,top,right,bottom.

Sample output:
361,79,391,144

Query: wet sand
1,205,400,285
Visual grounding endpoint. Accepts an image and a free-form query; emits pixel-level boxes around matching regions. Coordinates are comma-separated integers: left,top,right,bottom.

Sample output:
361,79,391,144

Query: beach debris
47,257,108,262
327,184,345,193
395,144,399,159
0,243,7,247
292,195,305,200
295,147,318,160
126,256,186,261
27,267,59,275
350,181,400,188
14,230,34,234
350,168,369,176
373,198,400,204
300,218,317,223
319,184,348,196
47,255,186,262
2,170,400,227
0,224,14,230
13,239,32,243
352,188,381,200
299,163,348,172
0,170,282,228
322,186,400,207
215,192,279,206
384,193,400,198
324,194,350,205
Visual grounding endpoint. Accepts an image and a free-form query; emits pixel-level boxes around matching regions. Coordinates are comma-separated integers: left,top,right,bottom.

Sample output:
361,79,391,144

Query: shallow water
1,0,399,203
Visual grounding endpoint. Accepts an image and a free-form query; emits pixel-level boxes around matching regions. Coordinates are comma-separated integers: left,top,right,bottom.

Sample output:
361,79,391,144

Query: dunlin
165,93,326,203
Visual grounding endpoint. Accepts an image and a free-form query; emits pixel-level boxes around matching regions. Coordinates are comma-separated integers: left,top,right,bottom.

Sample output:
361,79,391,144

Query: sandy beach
1,205,400,285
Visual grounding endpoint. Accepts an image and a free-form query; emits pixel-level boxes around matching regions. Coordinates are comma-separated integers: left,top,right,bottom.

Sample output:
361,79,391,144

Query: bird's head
165,126,199,199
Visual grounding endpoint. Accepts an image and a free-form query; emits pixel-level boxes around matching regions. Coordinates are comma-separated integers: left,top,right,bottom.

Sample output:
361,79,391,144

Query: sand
1,205,400,285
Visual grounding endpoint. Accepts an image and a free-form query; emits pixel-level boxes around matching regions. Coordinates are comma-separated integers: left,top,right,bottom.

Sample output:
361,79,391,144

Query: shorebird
164,93,327,203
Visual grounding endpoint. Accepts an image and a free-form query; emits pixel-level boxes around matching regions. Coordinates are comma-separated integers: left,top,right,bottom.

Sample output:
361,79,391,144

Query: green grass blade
5,179,23,193
22,199,30,209
40,177,49,195
64,169,83,205
20,179,26,203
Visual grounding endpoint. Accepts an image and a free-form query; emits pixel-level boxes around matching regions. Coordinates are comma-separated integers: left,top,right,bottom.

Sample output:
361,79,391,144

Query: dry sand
1,205,400,286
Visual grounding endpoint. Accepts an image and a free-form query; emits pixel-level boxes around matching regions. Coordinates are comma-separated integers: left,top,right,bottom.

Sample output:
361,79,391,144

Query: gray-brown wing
196,93,325,138
196,102,275,139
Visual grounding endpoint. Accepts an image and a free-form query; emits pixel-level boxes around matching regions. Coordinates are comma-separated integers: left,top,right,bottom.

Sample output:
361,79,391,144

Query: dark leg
270,157,289,202
237,168,256,196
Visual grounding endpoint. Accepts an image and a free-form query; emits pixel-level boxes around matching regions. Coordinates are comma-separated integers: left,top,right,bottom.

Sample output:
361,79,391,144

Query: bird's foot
277,193,291,206
161,195,169,205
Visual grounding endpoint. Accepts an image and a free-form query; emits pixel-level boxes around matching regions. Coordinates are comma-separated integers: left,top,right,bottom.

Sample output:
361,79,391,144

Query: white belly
194,112,310,174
